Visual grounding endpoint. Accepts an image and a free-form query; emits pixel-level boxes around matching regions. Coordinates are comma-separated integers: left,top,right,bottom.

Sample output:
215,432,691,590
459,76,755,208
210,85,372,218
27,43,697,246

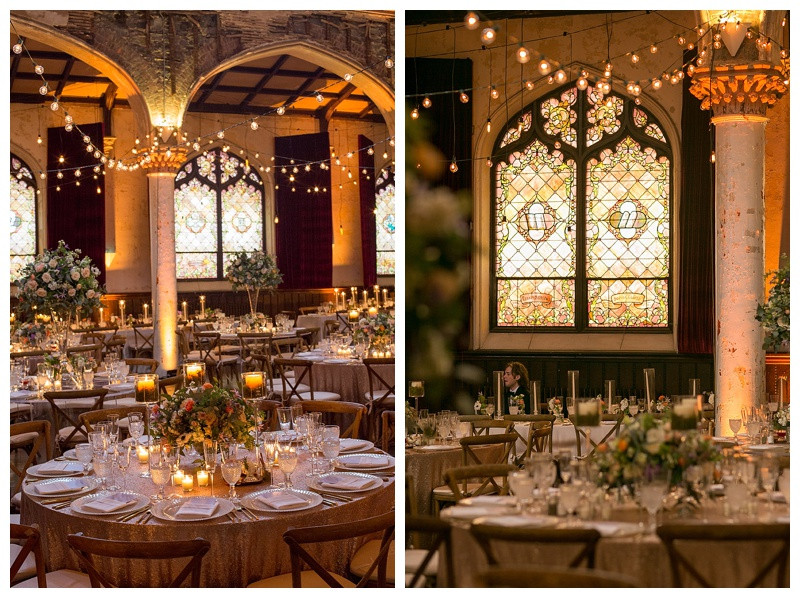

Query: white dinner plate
338,439,375,454
61,449,79,460
27,461,87,478
151,497,234,522
25,476,98,498
747,444,788,452
243,488,322,513
122,435,150,446
308,472,383,493
459,495,517,507
334,453,395,472
322,359,351,364
70,491,150,516
414,444,456,452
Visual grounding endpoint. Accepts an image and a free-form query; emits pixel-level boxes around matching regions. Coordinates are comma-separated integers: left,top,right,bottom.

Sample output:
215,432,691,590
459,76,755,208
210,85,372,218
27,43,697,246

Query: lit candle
779,376,787,410
348,309,359,322
341,291,346,308
374,285,380,301
143,303,149,320
382,289,388,306
173,469,184,486
119,300,126,322
334,288,339,311
182,474,194,492
135,377,157,403
245,372,263,389
368,306,378,316
137,445,149,463
182,301,188,318
199,295,206,315
185,363,203,385
697,394,703,414
350,287,357,302
362,290,368,307
99,307,104,323
197,470,209,486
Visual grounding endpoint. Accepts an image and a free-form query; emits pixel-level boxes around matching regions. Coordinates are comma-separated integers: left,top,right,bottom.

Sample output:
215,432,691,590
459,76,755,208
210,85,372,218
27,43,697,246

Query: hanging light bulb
486,119,492,133
480,27,497,45
631,53,640,64
274,215,279,224
74,169,81,177
422,96,432,108
343,73,353,82
632,84,642,96
382,151,389,159
276,105,286,115
56,171,63,179
449,159,459,173
410,107,420,120
670,74,679,85
710,150,716,163
64,114,73,125
56,185,61,192
37,135,42,145
490,86,499,99
678,36,686,45
367,147,374,155
554,69,567,84
516,45,531,64
650,44,658,54
486,158,493,167
389,138,395,147
39,172,46,179
217,131,225,139
687,42,695,50
538,59,551,75
459,91,469,103
193,142,200,151
65,123,73,132
464,12,480,30
38,85,48,95
525,80,535,91
547,75,555,85
13,42,23,54
34,64,44,75
250,120,259,130
652,78,663,90
385,56,394,69
576,76,589,91
315,92,324,103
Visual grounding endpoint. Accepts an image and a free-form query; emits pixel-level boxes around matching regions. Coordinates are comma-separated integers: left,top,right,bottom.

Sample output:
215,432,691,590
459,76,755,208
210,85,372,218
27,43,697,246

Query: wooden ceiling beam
55,56,76,97
226,65,339,79
320,82,357,121
238,55,289,110
195,71,225,105
196,82,370,102
14,72,112,84
11,93,131,107
185,102,386,123
281,66,325,108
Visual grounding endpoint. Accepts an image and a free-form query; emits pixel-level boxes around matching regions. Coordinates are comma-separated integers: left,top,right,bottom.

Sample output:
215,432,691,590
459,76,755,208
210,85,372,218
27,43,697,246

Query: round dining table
20,450,394,587
296,355,394,405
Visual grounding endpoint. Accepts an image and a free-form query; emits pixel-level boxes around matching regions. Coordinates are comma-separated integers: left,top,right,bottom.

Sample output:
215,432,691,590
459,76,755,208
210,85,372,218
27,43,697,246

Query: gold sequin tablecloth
21,455,394,587
297,361,394,404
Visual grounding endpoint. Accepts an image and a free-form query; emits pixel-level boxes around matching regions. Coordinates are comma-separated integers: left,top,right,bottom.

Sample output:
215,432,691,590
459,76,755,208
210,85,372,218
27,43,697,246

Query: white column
713,115,767,436
147,172,178,375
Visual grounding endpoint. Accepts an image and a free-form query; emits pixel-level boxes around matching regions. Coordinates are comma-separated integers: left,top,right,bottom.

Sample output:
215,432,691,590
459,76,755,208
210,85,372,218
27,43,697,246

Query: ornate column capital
689,62,789,119
140,146,189,174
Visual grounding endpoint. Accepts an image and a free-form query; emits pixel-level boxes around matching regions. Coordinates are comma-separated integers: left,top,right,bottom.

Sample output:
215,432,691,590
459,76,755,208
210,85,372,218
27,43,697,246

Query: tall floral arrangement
353,310,395,343
14,240,105,316
224,251,283,316
151,383,255,449
756,259,789,352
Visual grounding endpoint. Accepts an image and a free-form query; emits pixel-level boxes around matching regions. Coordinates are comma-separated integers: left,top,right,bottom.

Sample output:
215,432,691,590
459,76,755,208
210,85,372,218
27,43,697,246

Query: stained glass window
10,154,38,281
174,149,265,279
375,168,395,276
492,82,671,330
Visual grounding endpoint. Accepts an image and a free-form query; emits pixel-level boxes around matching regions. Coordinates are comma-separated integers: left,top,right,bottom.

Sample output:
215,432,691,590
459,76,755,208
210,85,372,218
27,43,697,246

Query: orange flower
202,382,213,390
596,443,608,453
185,399,194,412
617,438,629,452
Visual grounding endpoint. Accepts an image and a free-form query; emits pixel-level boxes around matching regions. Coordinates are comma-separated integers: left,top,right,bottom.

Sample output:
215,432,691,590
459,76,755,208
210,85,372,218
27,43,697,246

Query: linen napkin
319,475,375,491
83,493,138,513
339,455,390,468
441,505,495,520
339,439,371,452
256,492,311,510
175,497,219,519
37,461,85,475
34,479,86,495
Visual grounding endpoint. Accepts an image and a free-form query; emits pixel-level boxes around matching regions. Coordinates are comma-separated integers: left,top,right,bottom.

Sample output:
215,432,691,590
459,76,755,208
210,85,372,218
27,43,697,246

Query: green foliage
756,258,789,351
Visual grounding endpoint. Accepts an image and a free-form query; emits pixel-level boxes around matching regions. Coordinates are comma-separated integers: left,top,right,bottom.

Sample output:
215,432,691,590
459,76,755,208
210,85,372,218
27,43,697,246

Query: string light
480,27,497,45
486,119,492,133
410,107,420,120
631,53,640,64
250,120,259,130
464,12,480,30
538,59,551,75
554,70,567,84
449,159,459,173
36,135,42,145
276,105,286,115
576,76,588,91
34,64,44,75
384,57,394,69
490,86,499,99
38,85,48,95
422,96,432,108
13,41,23,54
459,91,469,103
516,45,530,64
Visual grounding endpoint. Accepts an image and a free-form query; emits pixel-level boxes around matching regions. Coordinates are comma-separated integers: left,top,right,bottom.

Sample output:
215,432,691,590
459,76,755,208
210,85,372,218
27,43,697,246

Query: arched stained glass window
10,154,38,281
375,167,395,276
492,82,671,330
174,149,265,279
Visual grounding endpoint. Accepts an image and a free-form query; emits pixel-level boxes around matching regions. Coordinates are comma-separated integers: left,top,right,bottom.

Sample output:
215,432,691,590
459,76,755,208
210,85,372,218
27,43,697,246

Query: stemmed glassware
277,434,298,488
92,452,111,491
729,418,742,441
75,443,93,474
509,470,535,513
559,480,583,526
760,458,780,516
277,407,292,432
321,425,340,472
116,443,132,491
150,460,171,502
221,443,242,505
203,439,219,497
638,468,670,532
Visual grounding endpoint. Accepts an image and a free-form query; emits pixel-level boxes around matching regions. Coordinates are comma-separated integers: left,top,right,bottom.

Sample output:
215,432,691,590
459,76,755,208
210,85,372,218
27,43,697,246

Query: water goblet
277,435,298,488
92,453,111,491
290,404,303,428
509,470,534,513
725,479,749,518
321,425,340,472
729,418,742,441
277,407,292,431
639,470,670,532
760,459,780,515
559,480,583,525
221,458,242,504
75,443,93,474
150,462,172,502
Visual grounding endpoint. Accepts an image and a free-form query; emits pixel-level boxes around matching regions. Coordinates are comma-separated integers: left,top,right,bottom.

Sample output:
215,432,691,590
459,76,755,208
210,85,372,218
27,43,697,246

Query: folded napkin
480,515,555,528
339,439,371,452
441,505,495,520
37,461,85,475
35,479,85,495
319,475,375,491
11,390,33,400
257,492,311,510
175,497,219,519
83,493,138,513
339,455,390,468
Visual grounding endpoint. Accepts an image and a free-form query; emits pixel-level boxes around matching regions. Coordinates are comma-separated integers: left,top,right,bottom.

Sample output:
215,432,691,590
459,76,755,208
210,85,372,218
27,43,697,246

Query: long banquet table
21,450,394,587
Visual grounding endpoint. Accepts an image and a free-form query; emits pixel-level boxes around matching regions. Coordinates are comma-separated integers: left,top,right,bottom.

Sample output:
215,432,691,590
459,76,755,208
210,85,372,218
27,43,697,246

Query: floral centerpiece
11,320,49,347
508,394,525,414
655,395,670,413
594,414,721,490
774,406,790,430
150,383,256,450
548,397,563,421
756,259,789,352
225,251,283,316
353,311,395,345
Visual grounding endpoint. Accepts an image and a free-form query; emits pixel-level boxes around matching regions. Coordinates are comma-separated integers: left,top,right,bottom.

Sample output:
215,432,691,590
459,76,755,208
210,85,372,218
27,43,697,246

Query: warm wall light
105,251,116,268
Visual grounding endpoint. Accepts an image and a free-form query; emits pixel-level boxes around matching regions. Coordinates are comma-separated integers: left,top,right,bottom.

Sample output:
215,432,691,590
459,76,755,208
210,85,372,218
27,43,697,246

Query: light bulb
74,169,81,177
217,131,224,139
490,86,499,99
94,151,101,158
687,42,695,50
276,105,286,115
367,148,374,155
250,120,259,130
389,138,395,147
605,62,613,72
713,41,722,49
274,215,279,224
678,36,686,45
13,42,23,54
516,45,530,64
344,73,353,81
65,123,73,132
554,69,567,84
56,185,61,192
411,107,419,119
57,171,63,179
422,96,432,108
631,53,640,64
576,77,588,91
525,80,535,91
486,119,492,133
193,142,200,151
64,114,73,124
652,78,662,90
486,158,493,167
650,44,658,54
449,160,459,173
710,151,716,163
481,27,497,45
315,92,324,103
547,75,554,85
633,84,641,96
670,75,679,85
40,172,46,179
37,135,42,145
38,85,48,95
34,64,44,75
459,91,469,103
465,12,480,30
382,151,388,159
538,59,551,75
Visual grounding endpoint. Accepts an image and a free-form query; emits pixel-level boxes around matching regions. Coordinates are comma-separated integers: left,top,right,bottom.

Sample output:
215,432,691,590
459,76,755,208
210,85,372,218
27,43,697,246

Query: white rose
81,267,90,277
26,280,37,290
41,272,52,283
36,288,47,297
48,259,57,268
71,269,80,280
67,288,76,296
86,289,95,298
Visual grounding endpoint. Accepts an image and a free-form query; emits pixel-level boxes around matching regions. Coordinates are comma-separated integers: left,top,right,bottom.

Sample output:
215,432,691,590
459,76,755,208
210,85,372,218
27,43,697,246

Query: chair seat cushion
364,392,396,407
10,432,39,447
182,351,204,362
349,539,395,582
299,391,341,401
405,548,438,576
11,543,37,583
247,569,355,588
13,569,91,588
104,397,139,408
11,492,22,508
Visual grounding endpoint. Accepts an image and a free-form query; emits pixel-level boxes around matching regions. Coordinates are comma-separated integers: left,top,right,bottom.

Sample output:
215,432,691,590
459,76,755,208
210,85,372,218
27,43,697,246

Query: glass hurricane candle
134,374,159,404
183,362,205,387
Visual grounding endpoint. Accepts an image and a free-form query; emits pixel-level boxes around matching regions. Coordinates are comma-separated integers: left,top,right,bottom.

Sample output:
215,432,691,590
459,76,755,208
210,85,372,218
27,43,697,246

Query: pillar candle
182,301,188,319
368,306,378,316
333,288,339,311
99,307,104,323
143,304,149,320
350,287,357,302
137,445,149,463
182,475,194,492
382,289,388,307
374,285,380,301
362,290,368,307
778,377,786,410
197,470,209,486
340,291,346,308
119,300,126,322
173,469,184,486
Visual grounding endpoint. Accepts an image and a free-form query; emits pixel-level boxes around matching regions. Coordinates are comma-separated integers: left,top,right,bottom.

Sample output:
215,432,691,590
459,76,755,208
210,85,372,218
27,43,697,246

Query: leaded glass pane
375,174,395,276
10,155,37,281
500,112,532,148
221,179,263,252
497,278,575,326
176,252,218,279
175,178,218,278
219,152,240,185
541,87,578,147
586,92,624,147
645,124,666,143
632,108,648,128
588,278,668,327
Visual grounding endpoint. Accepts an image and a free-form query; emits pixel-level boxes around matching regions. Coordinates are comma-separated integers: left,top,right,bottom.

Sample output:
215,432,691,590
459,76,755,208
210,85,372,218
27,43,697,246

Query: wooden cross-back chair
11,420,52,498
237,332,273,370
65,344,103,364
526,423,553,458
11,524,47,587
363,357,395,443
247,511,395,588
323,319,340,336
656,523,790,587
470,523,602,569
273,358,340,403
298,400,365,439
298,306,319,315
192,319,216,333
469,419,515,436
194,331,239,384
335,311,353,332
296,327,319,349
159,374,185,396
271,336,305,359
253,399,282,432
131,325,154,358
476,566,637,588
66,533,211,588
381,411,395,455
444,463,516,501
175,328,202,364
43,389,109,450
124,358,158,374
573,413,624,458
405,515,454,588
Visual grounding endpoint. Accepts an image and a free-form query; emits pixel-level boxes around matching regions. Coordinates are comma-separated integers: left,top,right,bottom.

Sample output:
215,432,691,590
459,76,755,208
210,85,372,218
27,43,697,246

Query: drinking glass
295,415,310,450
129,416,144,447
290,404,303,428
321,425,340,472
729,418,742,440
760,459,780,514
639,469,670,532
116,444,132,491
277,435,298,488
106,414,120,446
150,462,171,502
92,453,111,490
557,451,573,484
408,380,425,411
88,431,106,455
559,481,583,525
36,363,49,399
725,479,749,518
509,470,534,512
221,458,242,504
83,366,94,390
75,443,93,474
277,407,292,431
628,402,639,416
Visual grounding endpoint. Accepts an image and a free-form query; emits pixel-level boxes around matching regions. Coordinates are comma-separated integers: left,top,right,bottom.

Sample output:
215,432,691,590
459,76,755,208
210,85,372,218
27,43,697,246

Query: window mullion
575,88,588,331
215,157,224,280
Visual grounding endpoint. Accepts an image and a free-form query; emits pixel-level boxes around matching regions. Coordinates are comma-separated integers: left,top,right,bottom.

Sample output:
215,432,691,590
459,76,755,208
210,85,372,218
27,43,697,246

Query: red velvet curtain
47,122,106,286
274,132,332,288
678,49,715,354
358,134,377,287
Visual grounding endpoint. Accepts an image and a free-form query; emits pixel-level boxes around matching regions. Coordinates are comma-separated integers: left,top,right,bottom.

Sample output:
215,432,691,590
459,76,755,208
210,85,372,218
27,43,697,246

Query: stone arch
10,15,152,135
184,40,395,136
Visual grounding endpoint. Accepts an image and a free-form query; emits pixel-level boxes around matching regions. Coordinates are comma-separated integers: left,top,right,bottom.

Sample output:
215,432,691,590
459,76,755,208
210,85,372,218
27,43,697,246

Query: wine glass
729,418,742,441
557,451,573,484
639,470,669,532
75,443,93,474
321,425,340,472
760,459,780,515
106,415,120,447
116,444,132,491
221,458,242,504
277,407,292,432
277,435,298,488
508,470,534,512
150,462,171,502
559,480,583,526
725,479,749,518
129,416,144,447
92,453,111,491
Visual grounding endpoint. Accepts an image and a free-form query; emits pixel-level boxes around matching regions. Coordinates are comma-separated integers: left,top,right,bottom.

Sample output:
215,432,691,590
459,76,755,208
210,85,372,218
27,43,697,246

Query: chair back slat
470,524,601,568
80,406,147,436
274,358,314,402
124,358,158,374
11,524,46,587
299,400,365,438
444,463,515,500
11,421,53,497
43,389,108,449
405,515,454,588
